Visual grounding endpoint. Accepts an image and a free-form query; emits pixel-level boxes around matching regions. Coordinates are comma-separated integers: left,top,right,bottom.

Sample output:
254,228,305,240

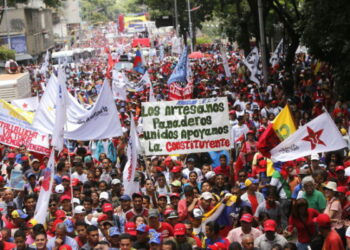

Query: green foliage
302,0,350,100
0,46,15,60
81,0,119,23
196,35,212,45
7,0,61,7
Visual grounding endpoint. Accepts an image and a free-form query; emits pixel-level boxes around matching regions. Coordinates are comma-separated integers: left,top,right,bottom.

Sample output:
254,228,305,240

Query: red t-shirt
125,208,149,221
323,230,345,250
214,165,230,178
288,208,319,243
248,194,258,213
3,241,16,250
152,222,174,239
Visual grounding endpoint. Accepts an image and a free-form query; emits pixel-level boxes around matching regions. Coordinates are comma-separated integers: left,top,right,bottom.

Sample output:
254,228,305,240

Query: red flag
234,142,247,181
106,53,114,79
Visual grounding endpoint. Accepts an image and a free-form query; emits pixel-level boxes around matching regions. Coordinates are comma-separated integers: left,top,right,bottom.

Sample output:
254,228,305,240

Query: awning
15,54,33,61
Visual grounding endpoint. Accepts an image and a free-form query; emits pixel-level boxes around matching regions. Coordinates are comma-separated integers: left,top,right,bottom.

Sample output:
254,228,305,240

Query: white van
51,50,75,66
0,72,31,101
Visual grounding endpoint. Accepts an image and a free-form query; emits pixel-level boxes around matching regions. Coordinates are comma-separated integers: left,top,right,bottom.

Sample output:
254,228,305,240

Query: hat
64,219,74,233
240,213,253,223
336,166,345,172
120,195,131,201
171,180,182,187
26,172,36,179
245,178,259,187
337,186,348,194
151,156,158,161
109,226,120,237
171,166,182,173
32,158,40,163
72,198,80,205
200,192,213,200
158,194,167,199
167,211,179,219
170,193,180,198
125,222,137,236
71,178,80,187
74,205,85,214
311,154,320,161
323,181,337,192
27,218,38,227
148,209,159,218
62,176,70,181
55,184,64,194
7,153,16,158
60,195,71,202
84,155,92,163
59,245,72,250
132,192,143,199
193,208,203,219
174,223,186,236
111,179,121,185
99,192,109,200
164,208,174,216
11,209,28,219
102,203,114,213
229,110,236,115
186,158,195,163
97,214,108,223
205,171,216,180
149,229,161,244
136,223,149,233
314,213,331,227
21,156,29,161
247,130,255,135
263,219,277,231
239,183,247,189
296,157,307,162
55,210,66,219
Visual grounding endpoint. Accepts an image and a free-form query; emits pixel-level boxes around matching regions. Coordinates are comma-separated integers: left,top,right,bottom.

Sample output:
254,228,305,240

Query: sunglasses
49,204,57,207
239,175,246,178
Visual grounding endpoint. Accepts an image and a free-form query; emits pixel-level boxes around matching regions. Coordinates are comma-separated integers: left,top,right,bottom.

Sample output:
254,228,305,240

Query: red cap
170,193,180,198
314,213,331,227
97,214,108,223
158,194,167,199
102,203,114,213
240,213,253,223
174,223,186,236
229,110,236,115
247,130,255,135
171,166,182,173
336,166,345,172
21,156,29,161
7,153,16,158
59,245,72,250
55,210,66,219
164,208,174,216
71,178,80,186
125,222,137,236
62,176,70,181
296,157,307,162
60,195,71,202
263,219,276,232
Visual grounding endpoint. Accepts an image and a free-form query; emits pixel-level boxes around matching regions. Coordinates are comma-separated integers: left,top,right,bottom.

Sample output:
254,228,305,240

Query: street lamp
257,0,268,84
186,0,193,52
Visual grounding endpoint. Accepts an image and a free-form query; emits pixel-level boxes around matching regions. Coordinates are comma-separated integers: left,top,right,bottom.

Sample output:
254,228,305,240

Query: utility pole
174,0,179,37
4,0,11,50
186,0,193,52
257,0,268,84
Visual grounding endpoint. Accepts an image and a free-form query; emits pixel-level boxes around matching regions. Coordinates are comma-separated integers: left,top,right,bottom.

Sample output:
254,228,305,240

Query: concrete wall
0,8,54,56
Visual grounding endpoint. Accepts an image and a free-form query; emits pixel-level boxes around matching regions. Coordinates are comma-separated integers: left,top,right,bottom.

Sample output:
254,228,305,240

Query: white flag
123,115,140,196
149,82,156,102
11,96,39,112
34,148,55,224
65,79,123,140
40,50,50,75
271,112,347,162
33,74,88,134
51,68,67,152
139,71,151,86
243,47,260,85
270,39,283,67
220,46,232,78
112,70,128,100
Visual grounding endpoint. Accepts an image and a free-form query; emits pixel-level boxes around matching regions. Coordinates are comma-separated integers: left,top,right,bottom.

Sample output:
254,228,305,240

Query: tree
302,0,350,100
0,46,15,60
80,0,119,23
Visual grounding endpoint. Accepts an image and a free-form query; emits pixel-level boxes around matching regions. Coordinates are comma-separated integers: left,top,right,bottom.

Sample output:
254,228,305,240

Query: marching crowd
0,25,349,250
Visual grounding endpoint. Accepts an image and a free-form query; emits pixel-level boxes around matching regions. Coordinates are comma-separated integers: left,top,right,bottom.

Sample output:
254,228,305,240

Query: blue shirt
47,235,78,250
209,150,230,168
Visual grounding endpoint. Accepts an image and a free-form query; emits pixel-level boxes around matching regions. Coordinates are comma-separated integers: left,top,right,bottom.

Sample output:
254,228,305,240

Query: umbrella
189,51,204,59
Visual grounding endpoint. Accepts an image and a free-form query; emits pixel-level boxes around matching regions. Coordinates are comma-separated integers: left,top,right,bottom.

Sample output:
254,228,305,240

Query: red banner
168,82,194,100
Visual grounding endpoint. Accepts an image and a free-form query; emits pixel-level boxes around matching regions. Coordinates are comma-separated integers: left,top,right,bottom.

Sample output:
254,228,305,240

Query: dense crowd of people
0,24,349,250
